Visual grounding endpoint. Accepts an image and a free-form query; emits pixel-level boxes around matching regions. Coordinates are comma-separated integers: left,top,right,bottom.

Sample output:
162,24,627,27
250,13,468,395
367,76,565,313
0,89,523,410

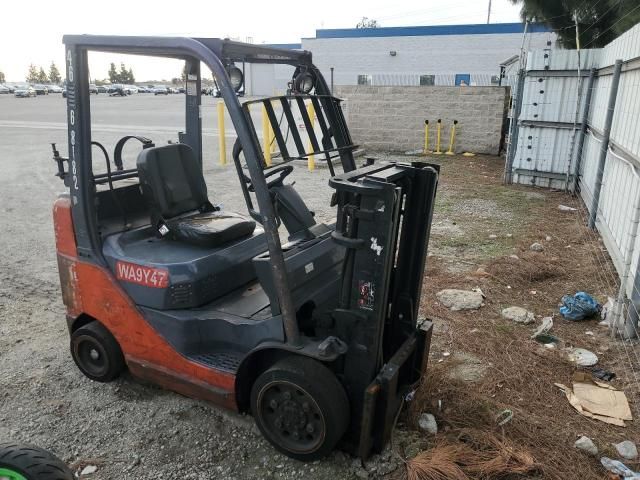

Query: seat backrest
137,144,208,219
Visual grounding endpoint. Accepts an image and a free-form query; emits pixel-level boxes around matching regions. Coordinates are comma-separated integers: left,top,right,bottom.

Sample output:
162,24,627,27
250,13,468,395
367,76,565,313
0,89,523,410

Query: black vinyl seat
137,143,256,248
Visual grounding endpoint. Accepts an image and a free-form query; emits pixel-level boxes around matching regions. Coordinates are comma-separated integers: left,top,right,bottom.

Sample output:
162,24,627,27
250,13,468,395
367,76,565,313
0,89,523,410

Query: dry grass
402,154,640,480
406,428,538,480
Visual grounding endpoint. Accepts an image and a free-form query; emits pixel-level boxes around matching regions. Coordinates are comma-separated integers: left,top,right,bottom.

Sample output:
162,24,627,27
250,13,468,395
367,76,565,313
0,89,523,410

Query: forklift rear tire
0,442,74,480
70,321,125,382
250,356,349,461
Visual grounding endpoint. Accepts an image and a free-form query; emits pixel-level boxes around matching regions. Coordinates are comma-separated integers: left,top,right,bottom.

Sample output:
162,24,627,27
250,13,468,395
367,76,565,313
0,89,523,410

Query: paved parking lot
0,94,368,479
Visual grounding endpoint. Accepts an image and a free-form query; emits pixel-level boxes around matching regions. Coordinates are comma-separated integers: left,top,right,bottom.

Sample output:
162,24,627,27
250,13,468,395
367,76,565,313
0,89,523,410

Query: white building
245,23,555,95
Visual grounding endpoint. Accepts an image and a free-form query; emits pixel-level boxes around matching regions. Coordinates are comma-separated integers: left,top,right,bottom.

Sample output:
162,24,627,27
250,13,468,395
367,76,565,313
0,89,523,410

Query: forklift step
190,351,243,373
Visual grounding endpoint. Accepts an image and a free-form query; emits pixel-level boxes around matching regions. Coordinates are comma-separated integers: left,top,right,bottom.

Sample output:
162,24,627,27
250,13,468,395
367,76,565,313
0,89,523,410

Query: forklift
52,35,438,461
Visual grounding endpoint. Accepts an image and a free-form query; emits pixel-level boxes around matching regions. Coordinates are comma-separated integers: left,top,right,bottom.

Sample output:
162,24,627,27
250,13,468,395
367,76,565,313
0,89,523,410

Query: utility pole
487,0,492,24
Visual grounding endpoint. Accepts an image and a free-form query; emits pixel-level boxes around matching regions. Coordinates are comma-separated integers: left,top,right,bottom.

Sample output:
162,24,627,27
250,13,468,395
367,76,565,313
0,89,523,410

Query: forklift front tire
250,356,349,461
0,443,74,480
70,321,125,382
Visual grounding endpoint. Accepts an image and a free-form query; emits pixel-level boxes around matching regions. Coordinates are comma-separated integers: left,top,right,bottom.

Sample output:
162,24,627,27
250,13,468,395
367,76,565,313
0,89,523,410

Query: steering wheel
244,164,293,192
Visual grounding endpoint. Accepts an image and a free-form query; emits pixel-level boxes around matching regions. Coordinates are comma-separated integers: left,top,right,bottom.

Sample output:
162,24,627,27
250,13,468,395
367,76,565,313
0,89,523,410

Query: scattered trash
436,289,484,311
574,436,598,456
462,152,476,157
506,233,513,238
530,290,537,295
405,149,424,155
545,235,552,241
560,292,601,321
530,242,544,252
567,348,599,367
488,234,497,239
590,367,616,382
418,413,438,435
81,465,98,475
495,409,513,427
501,306,535,325
558,204,577,212
509,254,519,260
601,457,640,479
600,296,615,326
585,330,594,336
531,316,553,339
535,333,559,346
555,372,632,426
613,441,638,460
443,352,451,357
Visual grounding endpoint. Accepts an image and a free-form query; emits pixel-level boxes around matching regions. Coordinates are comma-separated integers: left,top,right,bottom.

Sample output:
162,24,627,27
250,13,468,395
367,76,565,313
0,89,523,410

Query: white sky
0,0,523,82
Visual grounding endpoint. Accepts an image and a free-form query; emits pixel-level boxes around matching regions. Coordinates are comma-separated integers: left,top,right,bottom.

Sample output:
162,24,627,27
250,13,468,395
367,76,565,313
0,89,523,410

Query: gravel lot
0,94,392,479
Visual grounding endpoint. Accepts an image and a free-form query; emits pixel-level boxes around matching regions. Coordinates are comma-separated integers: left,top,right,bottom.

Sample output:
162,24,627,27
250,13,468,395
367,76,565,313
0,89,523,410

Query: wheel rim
257,380,326,454
74,335,109,377
0,467,28,480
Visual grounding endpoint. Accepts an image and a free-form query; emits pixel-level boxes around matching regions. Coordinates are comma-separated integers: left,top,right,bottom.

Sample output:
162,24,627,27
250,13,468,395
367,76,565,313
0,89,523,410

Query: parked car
108,85,127,96
97,85,108,93
15,85,36,97
153,86,168,95
124,85,138,94
4,84,16,93
33,84,49,95
89,84,98,94
177,87,185,93
0,85,10,94
47,84,63,93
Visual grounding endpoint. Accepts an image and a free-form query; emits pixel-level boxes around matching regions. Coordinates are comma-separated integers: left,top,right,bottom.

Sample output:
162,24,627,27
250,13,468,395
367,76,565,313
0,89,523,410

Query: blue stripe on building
313,22,549,39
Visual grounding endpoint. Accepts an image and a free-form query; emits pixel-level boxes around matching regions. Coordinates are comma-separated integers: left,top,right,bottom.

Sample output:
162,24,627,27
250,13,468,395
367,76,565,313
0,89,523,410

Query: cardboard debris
555,372,632,427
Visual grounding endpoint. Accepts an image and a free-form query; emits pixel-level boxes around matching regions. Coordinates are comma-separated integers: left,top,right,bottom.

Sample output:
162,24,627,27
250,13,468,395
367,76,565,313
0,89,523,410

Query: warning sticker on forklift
116,261,169,288
358,280,375,311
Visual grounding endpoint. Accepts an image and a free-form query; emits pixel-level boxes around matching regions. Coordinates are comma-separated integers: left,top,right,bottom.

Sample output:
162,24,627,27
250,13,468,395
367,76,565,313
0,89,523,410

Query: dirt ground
1,95,637,479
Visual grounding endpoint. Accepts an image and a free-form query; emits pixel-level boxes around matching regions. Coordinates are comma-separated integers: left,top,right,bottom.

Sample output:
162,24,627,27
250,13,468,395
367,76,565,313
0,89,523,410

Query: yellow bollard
433,119,443,155
307,102,316,171
445,120,458,155
262,104,272,166
423,119,430,154
217,101,226,165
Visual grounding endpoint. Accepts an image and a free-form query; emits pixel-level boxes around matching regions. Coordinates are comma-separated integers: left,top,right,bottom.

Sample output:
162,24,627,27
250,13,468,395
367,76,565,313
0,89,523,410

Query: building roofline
262,43,302,50
306,22,550,40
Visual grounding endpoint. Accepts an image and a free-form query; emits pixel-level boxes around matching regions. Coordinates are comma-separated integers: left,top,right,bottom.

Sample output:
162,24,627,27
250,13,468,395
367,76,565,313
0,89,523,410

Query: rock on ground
613,440,638,460
501,306,535,324
436,289,483,311
530,242,544,252
418,413,438,434
574,436,598,456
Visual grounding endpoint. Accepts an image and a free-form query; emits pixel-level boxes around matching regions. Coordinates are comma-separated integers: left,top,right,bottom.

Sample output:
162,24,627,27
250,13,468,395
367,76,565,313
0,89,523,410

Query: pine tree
510,0,640,48
0,71,5,84
26,64,39,83
128,67,135,84
49,62,62,84
108,62,119,83
37,67,49,83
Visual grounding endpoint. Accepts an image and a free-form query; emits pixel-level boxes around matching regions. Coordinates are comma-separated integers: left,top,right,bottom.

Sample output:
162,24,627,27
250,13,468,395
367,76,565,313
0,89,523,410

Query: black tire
70,321,125,382
250,356,349,461
0,443,74,480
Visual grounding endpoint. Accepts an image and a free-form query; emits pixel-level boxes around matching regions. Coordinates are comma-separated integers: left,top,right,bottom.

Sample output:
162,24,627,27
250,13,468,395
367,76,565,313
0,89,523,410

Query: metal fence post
504,68,525,184
589,59,622,229
572,68,596,194
612,167,640,339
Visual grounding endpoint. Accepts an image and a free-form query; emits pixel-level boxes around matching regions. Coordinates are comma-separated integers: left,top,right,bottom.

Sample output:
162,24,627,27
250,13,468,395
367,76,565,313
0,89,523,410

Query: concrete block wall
335,85,509,155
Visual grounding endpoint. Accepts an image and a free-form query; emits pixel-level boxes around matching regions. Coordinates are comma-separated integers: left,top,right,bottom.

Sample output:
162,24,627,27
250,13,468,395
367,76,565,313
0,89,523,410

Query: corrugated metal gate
505,24,640,338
